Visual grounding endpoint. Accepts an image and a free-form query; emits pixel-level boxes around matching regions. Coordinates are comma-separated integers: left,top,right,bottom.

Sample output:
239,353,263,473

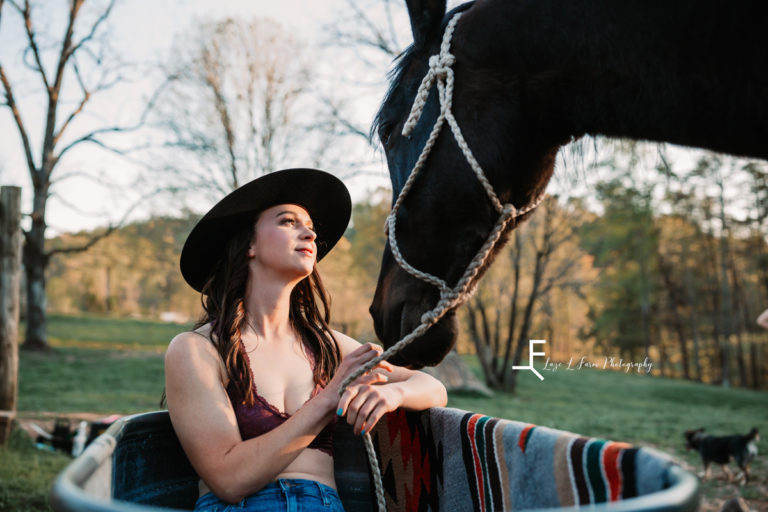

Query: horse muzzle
370,257,458,368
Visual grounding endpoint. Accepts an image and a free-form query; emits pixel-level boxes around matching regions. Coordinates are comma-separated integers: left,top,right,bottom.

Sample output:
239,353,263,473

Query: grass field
2,313,766,511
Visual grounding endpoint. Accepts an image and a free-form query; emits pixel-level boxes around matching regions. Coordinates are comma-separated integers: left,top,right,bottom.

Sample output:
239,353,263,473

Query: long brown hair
197,217,341,406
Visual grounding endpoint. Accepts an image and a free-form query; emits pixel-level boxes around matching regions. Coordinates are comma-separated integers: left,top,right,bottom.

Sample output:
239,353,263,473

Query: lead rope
339,11,544,511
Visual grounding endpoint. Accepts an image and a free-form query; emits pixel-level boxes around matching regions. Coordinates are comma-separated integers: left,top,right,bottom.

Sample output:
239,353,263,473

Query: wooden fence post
0,186,22,445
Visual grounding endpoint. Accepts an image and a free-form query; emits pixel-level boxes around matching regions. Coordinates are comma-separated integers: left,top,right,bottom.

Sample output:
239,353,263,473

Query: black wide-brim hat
180,168,351,293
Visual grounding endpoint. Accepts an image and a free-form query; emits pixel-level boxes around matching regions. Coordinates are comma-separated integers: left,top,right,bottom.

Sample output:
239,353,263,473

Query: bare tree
150,17,338,201
320,0,407,146
465,196,592,392
325,0,405,63
321,0,466,146
0,0,146,350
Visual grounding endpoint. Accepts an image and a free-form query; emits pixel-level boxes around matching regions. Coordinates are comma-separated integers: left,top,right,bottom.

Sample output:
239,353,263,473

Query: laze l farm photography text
542,356,654,374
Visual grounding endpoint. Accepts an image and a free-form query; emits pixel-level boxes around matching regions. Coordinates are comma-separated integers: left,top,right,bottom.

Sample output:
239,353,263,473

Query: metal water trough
51,409,700,511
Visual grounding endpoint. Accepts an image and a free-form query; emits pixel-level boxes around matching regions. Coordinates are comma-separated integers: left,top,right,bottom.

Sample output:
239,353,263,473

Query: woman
165,168,448,511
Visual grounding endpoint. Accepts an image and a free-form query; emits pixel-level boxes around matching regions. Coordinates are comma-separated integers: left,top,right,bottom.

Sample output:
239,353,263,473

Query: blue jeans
194,479,346,512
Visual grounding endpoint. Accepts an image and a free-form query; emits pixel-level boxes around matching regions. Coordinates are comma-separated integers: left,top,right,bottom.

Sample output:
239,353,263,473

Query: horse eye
379,122,395,148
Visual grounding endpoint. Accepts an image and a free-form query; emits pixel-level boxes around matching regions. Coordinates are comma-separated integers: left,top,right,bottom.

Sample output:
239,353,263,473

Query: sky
0,0,413,235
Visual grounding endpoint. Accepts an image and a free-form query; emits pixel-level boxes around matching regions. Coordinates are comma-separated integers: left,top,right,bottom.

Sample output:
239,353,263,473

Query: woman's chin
294,264,315,280
261,262,314,284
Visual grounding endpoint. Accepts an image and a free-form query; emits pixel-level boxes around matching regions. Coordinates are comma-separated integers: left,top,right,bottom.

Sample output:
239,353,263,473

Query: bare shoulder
165,328,226,384
166,329,216,360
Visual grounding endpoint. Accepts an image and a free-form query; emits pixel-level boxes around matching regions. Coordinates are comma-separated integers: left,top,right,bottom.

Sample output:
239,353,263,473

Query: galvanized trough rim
51,411,188,512
50,409,701,512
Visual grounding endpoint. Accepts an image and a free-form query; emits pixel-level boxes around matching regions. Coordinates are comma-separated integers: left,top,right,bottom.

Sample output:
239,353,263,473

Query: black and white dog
684,427,759,484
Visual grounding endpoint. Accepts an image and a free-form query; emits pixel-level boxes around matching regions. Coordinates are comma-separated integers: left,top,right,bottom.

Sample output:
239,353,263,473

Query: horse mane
370,1,476,143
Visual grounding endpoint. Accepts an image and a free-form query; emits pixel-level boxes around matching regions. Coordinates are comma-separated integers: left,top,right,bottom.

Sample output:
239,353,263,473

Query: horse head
370,0,768,368
370,0,567,367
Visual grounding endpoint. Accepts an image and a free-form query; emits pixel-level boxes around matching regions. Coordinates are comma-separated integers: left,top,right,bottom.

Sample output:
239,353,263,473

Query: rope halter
387,11,544,314
340,11,545,512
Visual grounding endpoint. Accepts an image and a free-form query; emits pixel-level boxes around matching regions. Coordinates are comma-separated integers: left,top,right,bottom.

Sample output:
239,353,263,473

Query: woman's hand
331,342,399,435
337,376,403,435
323,335,447,436
320,343,393,416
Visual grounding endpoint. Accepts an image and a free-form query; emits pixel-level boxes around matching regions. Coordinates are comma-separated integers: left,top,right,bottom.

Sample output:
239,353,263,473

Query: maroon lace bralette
226,343,335,456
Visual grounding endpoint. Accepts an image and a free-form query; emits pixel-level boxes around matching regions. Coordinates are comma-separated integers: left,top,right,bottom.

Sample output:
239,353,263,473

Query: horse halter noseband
340,11,545,512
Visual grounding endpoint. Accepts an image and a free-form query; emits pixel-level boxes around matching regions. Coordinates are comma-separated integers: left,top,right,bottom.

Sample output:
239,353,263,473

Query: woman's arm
164,332,382,504
332,331,448,435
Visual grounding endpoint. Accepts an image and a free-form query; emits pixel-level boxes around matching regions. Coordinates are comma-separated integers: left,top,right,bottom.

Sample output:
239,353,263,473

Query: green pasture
1,313,766,511
16,314,179,414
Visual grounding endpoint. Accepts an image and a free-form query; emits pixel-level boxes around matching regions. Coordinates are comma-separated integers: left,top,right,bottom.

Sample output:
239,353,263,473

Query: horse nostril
378,300,405,348
395,302,406,341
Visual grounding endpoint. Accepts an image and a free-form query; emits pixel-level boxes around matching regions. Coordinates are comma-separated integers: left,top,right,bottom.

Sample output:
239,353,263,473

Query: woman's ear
248,221,258,258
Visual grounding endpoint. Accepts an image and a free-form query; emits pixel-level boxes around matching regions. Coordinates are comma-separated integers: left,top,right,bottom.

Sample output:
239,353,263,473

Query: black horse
370,0,768,368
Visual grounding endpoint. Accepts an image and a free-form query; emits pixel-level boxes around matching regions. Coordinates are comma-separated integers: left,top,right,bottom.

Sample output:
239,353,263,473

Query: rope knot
401,51,457,137
428,52,455,79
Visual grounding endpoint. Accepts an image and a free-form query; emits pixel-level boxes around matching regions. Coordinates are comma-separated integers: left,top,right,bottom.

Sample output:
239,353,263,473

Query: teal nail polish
337,408,343,416
361,429,366,435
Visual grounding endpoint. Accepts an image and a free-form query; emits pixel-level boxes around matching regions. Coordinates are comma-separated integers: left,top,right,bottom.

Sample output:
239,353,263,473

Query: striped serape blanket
369,407,684,512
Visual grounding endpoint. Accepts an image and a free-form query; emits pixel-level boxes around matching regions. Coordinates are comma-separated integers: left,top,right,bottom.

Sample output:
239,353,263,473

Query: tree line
463,146,767,392
44,152,768,392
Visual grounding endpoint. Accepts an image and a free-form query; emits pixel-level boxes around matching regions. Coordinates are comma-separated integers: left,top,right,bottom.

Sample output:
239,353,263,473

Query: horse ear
406,0,447,47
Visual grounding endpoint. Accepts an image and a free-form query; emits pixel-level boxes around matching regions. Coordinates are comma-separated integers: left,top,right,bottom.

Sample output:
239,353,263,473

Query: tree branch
383,0,402,53
0,0,7,29
56,73,173,160
49,190,110,219
341,0,400,56
0,63,38,175
476,295,493,356
50,0,83,95
52,58,91,146
319,96,372,142
18,0,51,91
45,186,161,259
46,225,116,257
51,166,133,189
538,258,581,297
60,134,148,162
203,53,239,188
64,0,116,61
501,230,522,374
